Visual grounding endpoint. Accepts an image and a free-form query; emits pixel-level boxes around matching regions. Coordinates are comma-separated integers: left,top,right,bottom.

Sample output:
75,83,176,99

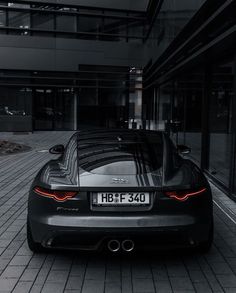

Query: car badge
112,178,129,184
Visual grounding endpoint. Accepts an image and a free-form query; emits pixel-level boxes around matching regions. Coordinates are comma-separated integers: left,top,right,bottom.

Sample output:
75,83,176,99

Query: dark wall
0,35,144,72
0,116,32,132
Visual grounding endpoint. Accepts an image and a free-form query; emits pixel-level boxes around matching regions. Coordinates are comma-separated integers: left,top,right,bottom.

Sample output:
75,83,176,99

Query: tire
198,221,214,253
27,218,45,253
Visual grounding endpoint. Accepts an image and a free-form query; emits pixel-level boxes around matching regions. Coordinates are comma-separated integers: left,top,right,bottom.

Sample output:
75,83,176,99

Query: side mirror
177,144,191,155
49,144,65,154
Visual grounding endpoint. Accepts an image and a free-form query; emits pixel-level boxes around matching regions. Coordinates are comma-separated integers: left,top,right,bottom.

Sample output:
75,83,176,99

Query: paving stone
70,264,86,276
85,267,105,280
188,270,207,283
167,264,189,277
0,278,18,291
154,280,172,292
1,266,25,279
27,256,46,269
193,282,213,292
170,277,195,291
121,277,132,293
46,270,69,283
64,276,83,290
105,282,122,293
209,262,233,275
28,284,43,293
105,270,121,282
12,281,33,293
41,282,65,293
9,255,32,267
132,266,153,279
216,274,236,288
20,268,39,282
132,278,155,293
81,280,104,293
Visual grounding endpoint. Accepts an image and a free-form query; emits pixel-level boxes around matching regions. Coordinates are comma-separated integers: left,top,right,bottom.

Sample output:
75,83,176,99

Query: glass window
0,87,32,131
143,83,173,131
173,71,203,164
32,12,54,31
9,11,30,34
78,15,102,39
55,89,75,130
173,81,185,145
158,83,172,129
128,20,143,37
147,0,208,60
0,87,32,116
208,59,234,186
103,18,124,41
56,14,76,32
0,9,6,26
0,9,6,34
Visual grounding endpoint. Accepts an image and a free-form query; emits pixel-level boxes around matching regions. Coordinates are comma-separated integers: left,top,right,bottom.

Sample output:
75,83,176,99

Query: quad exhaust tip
107,240,120,252
121,239,135,252
107,239,135,252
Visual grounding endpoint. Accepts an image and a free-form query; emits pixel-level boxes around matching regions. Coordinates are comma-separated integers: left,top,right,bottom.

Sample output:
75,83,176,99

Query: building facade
0,0,235,198
143,0,236,199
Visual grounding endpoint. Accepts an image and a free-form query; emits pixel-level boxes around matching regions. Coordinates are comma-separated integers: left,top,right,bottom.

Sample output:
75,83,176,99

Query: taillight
165,188,207,202
34,186,77,202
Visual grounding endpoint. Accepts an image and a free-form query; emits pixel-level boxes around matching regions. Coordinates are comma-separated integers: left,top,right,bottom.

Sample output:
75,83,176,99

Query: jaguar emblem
112,178,129,184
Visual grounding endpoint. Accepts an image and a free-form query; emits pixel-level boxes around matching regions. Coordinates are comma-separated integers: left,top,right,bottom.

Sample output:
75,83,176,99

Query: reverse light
165,188,207,202
34,186,77,202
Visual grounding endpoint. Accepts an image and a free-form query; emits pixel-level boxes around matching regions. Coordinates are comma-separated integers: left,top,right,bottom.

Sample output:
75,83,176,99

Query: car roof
76,129,164,144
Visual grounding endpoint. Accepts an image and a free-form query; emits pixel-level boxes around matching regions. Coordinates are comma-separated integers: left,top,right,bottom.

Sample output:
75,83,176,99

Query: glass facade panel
103,18,126,41
0,87,31,115
174,71,203,163
32,12,54,31
9,11,30,34
128,19,143,43
0,9,6,26
208,60,234,186
78,16,102,39
158,83,172,131
143,69,204,164
34,88,75,130
55,89,75,130
0,1,144,41
0,9,6,34
173,82,185,145
148,0,207,61
0,87,32,131
56,15,76,32
34,89,54,130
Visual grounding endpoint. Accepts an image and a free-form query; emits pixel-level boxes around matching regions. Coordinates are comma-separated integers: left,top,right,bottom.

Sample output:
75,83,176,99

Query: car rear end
27,130,213,252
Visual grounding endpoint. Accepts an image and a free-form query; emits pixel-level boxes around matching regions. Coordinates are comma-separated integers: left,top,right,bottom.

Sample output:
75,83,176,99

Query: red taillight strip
34,187,76,202
165,188,207,202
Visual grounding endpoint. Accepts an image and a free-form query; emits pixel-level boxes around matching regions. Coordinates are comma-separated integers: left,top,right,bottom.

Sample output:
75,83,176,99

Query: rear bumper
29,214,212,250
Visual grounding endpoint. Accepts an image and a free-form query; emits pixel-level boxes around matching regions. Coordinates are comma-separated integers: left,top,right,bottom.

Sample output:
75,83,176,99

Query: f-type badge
112,178,129,184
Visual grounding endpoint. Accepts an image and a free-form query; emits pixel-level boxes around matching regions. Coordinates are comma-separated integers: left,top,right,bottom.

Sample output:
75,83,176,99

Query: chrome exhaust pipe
121,239,135,252
107,239,120,252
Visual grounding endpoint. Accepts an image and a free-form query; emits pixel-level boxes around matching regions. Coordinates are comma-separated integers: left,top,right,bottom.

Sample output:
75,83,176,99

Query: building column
73,92,77,131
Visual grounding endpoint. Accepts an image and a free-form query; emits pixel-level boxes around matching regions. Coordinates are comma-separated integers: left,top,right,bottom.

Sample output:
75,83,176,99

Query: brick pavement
0,131,236,293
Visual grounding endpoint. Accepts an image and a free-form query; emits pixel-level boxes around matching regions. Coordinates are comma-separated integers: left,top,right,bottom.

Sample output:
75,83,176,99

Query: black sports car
27,129,213,253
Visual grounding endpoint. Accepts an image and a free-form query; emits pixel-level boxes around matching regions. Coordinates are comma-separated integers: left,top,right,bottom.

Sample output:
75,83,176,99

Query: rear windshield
77,132,163,174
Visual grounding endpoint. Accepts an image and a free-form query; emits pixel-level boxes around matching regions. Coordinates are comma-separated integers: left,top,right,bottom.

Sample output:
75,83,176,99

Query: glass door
208,59,234,187
55,89,75,130
34,88,54,130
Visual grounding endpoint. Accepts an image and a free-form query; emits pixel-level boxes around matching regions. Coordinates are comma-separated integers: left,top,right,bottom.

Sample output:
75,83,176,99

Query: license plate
93,192,150,206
